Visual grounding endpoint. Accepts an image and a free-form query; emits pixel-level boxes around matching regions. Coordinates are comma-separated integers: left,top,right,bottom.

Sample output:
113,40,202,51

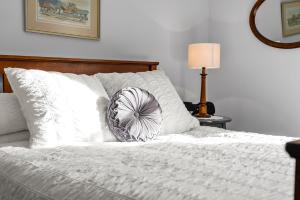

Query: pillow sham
0,93,27,135
5,68,115,148
107,87,162,142
95,70,199,135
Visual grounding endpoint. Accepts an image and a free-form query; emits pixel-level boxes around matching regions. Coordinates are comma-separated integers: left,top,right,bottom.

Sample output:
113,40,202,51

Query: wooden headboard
0,55,159,93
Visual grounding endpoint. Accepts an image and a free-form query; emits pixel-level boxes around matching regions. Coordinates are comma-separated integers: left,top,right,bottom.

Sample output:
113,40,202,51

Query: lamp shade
188,43,220,69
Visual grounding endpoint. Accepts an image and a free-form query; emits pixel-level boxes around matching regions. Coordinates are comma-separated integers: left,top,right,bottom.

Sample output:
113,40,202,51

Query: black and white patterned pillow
107,87,162,142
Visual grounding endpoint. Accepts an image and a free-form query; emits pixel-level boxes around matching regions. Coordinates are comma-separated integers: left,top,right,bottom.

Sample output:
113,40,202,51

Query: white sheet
0,127,296,200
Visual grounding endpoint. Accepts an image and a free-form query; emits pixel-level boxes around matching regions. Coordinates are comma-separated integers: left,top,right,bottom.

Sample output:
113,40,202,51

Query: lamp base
195,112,211,118
196,67,211,119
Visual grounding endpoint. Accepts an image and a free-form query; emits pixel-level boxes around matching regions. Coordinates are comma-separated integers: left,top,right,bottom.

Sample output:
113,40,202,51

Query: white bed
0,55,297,200
0,127,295,200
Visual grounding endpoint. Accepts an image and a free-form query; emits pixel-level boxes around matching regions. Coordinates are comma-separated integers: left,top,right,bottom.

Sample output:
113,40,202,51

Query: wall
209,0,300,137
0,0,210,102
2,0,298,137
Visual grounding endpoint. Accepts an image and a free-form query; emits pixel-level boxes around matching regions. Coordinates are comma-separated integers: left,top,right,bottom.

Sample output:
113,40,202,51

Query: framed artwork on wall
25,0,100,40
282,1,300,37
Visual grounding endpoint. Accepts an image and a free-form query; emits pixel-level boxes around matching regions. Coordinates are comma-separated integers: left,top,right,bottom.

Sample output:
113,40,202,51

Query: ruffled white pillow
5,68,115,148
107,87,162,142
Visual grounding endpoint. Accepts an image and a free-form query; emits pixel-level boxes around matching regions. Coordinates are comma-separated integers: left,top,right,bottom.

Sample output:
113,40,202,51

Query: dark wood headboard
0,55,159,93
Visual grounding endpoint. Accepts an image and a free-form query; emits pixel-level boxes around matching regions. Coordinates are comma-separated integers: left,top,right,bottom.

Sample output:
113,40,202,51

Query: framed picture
282,1,300,37
25,0,100,40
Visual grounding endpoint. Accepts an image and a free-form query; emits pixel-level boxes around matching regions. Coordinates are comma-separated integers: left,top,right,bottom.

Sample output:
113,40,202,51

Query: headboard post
150,65,158,71
0,72,3,92
0,55,159,93
3,74,10,93
286,141,300,200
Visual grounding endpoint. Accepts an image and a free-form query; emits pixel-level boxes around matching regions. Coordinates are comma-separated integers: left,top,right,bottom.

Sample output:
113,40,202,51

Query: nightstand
196,115,232,129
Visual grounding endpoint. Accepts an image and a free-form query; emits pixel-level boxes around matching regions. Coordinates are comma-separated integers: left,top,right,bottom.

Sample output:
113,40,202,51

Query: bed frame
286,141,300,200
0,55,159,93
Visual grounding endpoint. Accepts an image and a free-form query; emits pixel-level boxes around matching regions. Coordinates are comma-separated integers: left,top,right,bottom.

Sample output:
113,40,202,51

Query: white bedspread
0,127,295,200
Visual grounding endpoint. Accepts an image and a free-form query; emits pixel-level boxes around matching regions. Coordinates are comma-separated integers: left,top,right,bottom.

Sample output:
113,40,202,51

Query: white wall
0,0,210,102
1,0,299,137
209,0,300,137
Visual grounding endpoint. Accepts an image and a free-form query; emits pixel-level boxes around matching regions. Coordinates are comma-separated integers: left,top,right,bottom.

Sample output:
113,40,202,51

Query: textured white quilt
0,127,295,200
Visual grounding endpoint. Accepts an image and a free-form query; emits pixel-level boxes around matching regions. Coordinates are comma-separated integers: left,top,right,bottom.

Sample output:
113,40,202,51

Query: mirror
250,0,300,49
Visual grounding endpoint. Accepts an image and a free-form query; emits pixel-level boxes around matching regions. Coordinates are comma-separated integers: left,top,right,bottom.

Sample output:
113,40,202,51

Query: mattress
0,127,295,200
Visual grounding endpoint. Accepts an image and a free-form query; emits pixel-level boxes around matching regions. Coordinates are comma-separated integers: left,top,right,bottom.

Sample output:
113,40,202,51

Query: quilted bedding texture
0,127,295,200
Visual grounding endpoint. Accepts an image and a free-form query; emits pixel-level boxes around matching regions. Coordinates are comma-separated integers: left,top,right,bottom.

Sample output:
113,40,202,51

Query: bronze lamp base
196,67,211,118
195,112,211,118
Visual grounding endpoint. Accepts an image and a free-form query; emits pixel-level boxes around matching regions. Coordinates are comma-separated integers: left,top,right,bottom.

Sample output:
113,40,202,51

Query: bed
0,55,298,200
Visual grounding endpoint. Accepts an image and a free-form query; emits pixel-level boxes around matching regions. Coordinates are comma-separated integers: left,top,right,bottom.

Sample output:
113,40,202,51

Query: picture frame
25,0,100,40
281,1,300,37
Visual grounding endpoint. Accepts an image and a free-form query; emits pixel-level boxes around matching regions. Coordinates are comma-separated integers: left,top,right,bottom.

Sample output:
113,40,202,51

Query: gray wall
0,0,210,102
209,0,300,137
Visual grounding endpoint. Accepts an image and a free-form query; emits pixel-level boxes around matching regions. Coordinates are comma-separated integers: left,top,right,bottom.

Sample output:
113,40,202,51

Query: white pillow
5,68,114,148
0,131,29,144
0,93,27,135
95,70,199,135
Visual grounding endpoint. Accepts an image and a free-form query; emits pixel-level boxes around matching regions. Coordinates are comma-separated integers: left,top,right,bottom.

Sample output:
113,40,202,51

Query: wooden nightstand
196,115,232,129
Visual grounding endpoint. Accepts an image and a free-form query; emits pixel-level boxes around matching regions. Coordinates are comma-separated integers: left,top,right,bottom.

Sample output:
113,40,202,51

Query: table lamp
188,43,220,118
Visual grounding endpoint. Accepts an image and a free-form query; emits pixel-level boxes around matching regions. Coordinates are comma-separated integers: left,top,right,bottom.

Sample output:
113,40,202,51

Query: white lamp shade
188,43,220,69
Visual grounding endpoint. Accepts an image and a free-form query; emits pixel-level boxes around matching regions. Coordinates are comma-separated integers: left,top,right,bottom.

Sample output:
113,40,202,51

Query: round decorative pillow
107,87,162,142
